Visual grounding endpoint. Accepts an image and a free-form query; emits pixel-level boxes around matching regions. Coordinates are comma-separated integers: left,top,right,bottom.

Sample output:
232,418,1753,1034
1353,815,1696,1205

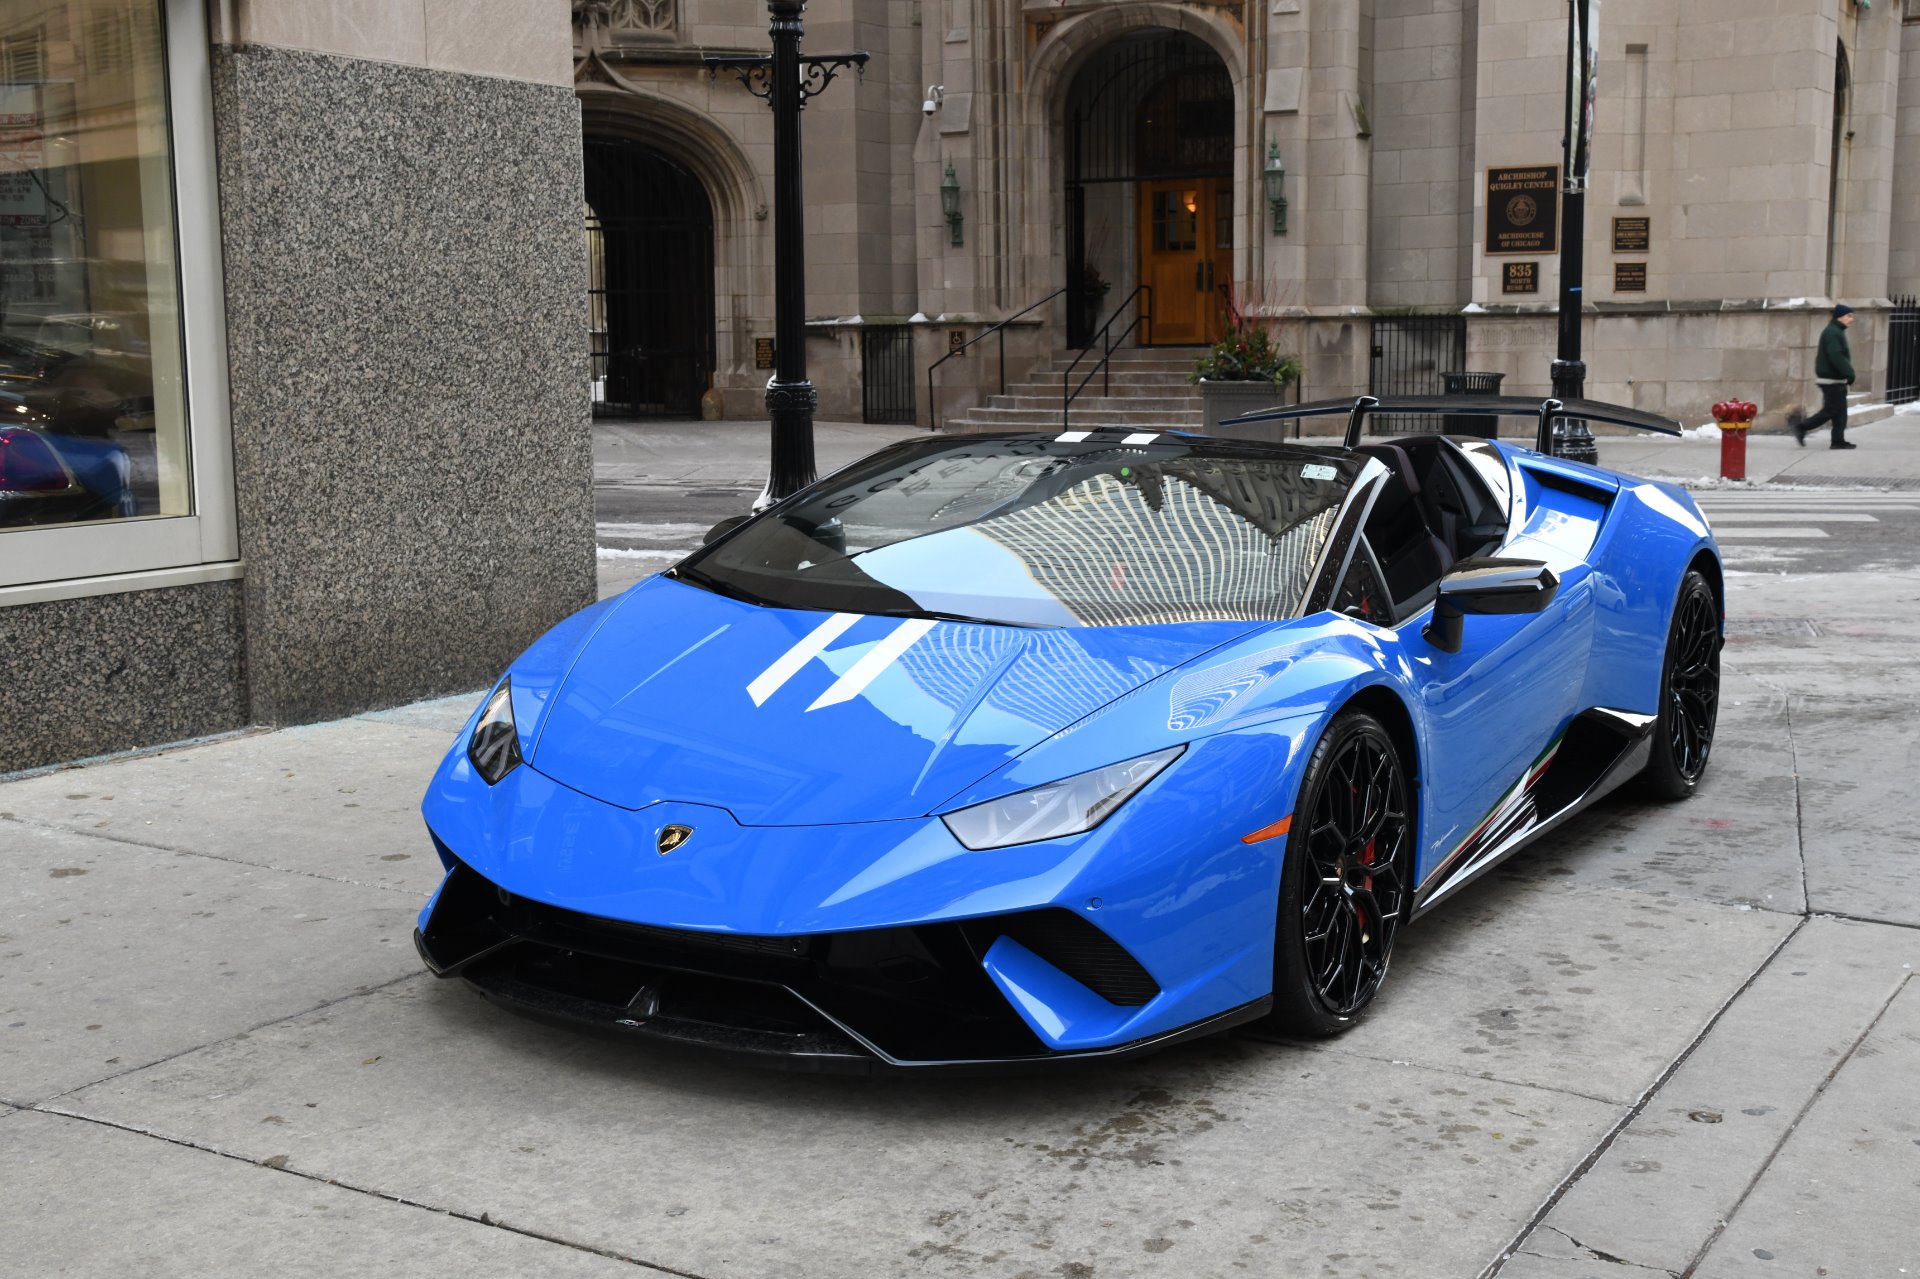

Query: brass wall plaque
1485,166,1560,255
1612,216,1651,254
1503,261,1540,294
1614,261,1647,292
754,337,775,369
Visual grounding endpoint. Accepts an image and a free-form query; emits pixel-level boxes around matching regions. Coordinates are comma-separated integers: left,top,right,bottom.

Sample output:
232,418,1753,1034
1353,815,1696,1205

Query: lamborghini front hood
529,577,1255,824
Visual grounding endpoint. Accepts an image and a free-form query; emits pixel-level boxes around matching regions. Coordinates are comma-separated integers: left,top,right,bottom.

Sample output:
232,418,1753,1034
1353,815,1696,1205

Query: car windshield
674,436,1361,627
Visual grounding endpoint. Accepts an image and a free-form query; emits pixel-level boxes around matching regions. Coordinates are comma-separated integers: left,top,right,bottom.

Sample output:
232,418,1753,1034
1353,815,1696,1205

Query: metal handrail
1062,285,1154,428
924,286,1066,431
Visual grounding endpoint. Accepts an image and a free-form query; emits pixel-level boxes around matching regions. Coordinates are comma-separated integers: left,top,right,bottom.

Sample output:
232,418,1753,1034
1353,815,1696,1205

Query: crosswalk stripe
1705,513,1878,522
1694,491,1918,497
1713,528,1830,539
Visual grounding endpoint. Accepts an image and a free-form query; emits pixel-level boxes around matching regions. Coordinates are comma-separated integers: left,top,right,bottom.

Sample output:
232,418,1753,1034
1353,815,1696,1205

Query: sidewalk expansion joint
1808,908,1920,933
19,1106,710,1276
34,971,427,1109
0,812,425,898
1677,972,1914,1279
1479,916,1808,1279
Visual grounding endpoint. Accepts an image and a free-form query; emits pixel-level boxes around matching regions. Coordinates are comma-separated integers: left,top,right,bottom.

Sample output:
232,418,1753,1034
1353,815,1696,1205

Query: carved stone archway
1020,6,1249,334
577,83,769,397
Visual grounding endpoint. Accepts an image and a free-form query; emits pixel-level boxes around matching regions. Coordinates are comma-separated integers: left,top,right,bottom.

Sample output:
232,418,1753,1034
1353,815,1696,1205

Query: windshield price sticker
1302,463,1337,481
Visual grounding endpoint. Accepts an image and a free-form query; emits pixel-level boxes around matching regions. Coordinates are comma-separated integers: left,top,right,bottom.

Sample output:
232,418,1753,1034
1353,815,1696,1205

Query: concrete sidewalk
5,408,1920,1277
1590,401,1920,486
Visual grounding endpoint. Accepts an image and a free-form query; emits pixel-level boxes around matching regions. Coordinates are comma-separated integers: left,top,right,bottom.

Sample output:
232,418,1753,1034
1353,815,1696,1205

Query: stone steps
945,345,1208,434
1018,372,1199,388
956,407,1205,429
993,393,1202,411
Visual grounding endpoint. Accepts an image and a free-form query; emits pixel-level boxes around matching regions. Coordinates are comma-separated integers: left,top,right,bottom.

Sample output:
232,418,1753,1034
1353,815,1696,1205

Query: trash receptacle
1441,371,1504,438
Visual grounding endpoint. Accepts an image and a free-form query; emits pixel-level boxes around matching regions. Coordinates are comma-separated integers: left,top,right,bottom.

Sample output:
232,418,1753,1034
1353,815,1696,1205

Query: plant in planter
1189,323,1303,387
1190,317,1303,438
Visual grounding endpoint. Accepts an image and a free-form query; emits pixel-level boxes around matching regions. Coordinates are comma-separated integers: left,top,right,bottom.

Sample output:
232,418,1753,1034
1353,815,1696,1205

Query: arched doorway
583,139,714,418
1064,32,1233,347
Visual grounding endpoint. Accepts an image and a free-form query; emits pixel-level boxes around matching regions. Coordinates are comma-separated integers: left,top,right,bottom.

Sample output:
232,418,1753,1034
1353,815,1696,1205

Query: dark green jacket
1815,320,1855,383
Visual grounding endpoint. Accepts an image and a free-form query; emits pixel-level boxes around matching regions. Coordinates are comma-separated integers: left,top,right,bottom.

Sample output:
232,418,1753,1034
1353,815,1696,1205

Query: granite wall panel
213,46,595,726
0,583,247,775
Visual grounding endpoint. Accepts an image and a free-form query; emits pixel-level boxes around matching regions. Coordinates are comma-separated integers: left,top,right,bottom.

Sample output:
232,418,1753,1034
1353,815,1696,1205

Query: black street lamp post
1552,0,1599,463
706,4,867,508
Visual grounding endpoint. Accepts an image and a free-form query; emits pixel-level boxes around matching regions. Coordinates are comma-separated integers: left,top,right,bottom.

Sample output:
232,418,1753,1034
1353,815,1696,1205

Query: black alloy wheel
1268,711,1412,1036
1639,569,1721,800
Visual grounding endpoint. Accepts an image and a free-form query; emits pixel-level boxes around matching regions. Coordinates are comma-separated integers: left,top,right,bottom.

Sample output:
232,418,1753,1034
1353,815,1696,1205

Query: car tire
1267,710,1413,1037
1637,569,1721,801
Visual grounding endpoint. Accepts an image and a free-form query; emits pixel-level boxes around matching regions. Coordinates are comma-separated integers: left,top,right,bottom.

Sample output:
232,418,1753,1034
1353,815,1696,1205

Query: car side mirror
1424,558,1559,653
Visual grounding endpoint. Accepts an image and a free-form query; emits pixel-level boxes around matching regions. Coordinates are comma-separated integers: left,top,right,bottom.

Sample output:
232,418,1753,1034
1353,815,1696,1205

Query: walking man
1793,304,1859,450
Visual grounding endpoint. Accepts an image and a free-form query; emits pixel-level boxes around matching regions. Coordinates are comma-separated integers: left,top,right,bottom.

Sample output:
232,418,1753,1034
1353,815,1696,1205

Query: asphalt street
2,410,1917,1277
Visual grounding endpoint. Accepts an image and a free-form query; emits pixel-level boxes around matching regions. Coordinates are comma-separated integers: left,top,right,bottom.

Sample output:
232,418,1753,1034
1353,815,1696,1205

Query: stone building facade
1,0,594,773
580,0,1920,428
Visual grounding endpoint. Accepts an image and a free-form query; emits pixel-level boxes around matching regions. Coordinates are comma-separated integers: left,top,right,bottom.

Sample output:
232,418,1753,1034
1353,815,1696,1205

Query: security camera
922,84,943,116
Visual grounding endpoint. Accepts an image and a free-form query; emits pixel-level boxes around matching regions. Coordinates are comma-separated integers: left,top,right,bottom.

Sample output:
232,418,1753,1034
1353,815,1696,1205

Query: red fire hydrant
1711,399,1757,481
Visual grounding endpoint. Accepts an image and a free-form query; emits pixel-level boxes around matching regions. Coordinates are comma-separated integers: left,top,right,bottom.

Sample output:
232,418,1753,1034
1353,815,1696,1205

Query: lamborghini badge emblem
657,824,693,855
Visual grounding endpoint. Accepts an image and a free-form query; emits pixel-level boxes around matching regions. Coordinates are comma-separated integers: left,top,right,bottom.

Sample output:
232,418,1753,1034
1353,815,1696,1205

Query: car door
1403,459,1604,887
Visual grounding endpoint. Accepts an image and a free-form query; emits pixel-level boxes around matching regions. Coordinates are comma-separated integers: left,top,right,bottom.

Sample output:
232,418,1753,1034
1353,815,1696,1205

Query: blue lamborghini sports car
416,395,1722,1071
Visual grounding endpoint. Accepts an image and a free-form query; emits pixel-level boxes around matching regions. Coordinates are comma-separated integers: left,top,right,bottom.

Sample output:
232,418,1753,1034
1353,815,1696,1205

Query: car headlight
467,680,522,785
940,746,1184,850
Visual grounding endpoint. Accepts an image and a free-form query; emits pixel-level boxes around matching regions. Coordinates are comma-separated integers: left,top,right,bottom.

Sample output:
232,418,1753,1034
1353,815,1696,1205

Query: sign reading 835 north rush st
1484,165,1560,256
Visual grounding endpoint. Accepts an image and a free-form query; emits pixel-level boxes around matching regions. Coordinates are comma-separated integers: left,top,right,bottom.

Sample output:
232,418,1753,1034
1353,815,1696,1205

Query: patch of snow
596,547,687,560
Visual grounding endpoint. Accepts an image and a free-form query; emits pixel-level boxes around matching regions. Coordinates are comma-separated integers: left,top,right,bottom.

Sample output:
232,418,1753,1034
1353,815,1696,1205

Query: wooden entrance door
1138,180,1229,345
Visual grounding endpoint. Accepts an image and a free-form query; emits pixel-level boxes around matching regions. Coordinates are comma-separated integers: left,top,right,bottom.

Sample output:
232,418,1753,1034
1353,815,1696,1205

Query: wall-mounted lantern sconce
940,160,964,246
1264,140,1289,236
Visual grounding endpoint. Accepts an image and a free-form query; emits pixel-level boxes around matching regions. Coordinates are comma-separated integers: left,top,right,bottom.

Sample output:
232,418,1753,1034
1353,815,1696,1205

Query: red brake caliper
1358,838,1376,940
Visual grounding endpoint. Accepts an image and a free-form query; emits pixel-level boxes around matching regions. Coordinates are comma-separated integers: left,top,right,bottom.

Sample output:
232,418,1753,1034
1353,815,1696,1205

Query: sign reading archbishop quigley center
1484,165,1560,255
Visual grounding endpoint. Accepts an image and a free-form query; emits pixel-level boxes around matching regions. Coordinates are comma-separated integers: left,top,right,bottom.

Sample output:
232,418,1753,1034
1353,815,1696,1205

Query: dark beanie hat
1833,303,1854,317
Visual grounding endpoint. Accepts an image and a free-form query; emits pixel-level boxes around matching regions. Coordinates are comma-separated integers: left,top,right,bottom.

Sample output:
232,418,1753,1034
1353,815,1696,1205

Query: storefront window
1,0,186,532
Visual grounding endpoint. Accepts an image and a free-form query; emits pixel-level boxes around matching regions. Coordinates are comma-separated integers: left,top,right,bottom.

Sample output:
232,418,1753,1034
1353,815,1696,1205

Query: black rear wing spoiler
1223,395,1683,452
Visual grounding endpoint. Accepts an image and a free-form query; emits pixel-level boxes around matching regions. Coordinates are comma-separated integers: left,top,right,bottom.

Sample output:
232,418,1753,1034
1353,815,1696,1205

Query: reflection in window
0,0,186,531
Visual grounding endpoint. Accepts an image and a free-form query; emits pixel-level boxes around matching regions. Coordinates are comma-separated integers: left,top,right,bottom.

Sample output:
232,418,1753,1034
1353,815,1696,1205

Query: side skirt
1410,707,1656,918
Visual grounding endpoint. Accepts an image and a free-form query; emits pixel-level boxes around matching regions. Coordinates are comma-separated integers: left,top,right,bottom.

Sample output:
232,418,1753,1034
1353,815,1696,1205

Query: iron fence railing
861,326,916,425
1887,294,1919,405
1369,315,1467,435
924,287,1066,431
1063,285,1154,427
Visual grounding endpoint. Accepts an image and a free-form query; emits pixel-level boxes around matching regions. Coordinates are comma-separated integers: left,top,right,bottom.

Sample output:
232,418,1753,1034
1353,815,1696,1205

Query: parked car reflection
0,328,154,528
0,420,133,527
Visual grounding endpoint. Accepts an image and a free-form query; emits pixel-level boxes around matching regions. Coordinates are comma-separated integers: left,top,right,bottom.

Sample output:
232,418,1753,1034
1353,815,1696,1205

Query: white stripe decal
746,612,860,706
807,618,937,711
1056,430,1091,442
1121,432,1159,444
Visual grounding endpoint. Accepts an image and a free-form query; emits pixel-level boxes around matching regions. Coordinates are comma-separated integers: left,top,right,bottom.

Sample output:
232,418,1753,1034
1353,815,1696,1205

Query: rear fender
1581,481,1717,714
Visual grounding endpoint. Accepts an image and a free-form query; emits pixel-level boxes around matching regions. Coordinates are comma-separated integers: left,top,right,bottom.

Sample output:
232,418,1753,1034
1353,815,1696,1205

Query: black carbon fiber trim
984,909,1161,1007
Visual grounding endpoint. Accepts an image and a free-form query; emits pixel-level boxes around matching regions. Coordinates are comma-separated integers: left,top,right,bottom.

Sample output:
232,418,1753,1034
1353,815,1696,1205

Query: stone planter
1201,380,1296,441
